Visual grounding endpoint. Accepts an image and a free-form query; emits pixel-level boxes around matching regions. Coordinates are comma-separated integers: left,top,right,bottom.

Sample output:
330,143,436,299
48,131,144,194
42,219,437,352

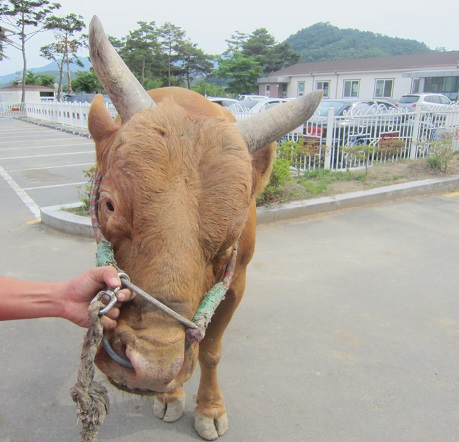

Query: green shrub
257,157,292,204
266,158,292,191
277,137,325,174
425,132,455,173
77,165,96,213
426,155,443,170
342,144,378,175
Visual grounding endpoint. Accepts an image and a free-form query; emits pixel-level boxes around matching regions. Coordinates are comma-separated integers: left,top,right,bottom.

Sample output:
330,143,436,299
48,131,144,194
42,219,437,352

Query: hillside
285,22,433,62
0,57,91,87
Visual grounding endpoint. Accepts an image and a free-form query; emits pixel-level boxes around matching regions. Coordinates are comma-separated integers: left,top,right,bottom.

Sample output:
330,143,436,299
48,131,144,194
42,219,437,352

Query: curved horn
89,16,156,122
236,90,323,152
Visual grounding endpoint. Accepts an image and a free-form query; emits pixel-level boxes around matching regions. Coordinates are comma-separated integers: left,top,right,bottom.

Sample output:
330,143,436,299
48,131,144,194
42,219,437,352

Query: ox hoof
153,395,185,423
194,411,228,440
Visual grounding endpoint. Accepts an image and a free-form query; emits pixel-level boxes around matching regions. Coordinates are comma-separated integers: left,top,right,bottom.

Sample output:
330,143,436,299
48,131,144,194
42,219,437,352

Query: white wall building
0,84,55,103
258,51,459,102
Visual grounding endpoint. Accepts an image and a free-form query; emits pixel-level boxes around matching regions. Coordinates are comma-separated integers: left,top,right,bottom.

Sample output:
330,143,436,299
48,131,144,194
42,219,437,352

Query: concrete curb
18,117,92,138
40,203,94,238
257,175,459,224
40,176,459,237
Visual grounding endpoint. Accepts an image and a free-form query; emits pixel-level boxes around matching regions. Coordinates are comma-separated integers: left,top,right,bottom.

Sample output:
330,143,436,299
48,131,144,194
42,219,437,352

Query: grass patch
62,205,88,216
299,169,366,195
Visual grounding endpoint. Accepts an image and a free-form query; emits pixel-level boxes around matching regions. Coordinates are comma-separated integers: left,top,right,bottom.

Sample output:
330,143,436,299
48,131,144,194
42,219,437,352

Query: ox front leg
152,386,186,423
195,274,247,440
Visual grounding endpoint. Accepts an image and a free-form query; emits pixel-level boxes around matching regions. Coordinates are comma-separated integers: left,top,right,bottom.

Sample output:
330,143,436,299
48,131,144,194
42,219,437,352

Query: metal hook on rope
91,272,130,316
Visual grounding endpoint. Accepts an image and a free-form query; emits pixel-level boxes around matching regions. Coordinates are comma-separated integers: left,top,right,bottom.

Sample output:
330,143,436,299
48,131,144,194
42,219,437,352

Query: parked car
64,93,112,104
231,97,292,114
237,94,267,101
395,93,452,111
207,97,240,109
305,98,402,145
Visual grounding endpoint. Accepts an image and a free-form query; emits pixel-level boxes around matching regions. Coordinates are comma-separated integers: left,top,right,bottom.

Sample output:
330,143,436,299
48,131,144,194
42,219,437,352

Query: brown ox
88,16,321,440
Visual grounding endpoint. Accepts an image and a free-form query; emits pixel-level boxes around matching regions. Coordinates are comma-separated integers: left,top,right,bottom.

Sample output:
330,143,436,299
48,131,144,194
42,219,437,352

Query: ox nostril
125,345,184,390
102,335,133,369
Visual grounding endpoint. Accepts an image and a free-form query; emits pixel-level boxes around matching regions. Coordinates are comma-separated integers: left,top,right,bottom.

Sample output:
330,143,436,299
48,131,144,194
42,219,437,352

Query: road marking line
0,151,93,160
9,162,94,172
0,137,70,143
0,164,40,219
0,142,93,151
24,181,86,190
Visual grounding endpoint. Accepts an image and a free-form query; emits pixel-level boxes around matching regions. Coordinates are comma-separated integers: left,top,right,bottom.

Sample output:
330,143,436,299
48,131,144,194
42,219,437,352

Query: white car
232,97,292,114
207,97,240,109
395,93,451,111
237,94,267,101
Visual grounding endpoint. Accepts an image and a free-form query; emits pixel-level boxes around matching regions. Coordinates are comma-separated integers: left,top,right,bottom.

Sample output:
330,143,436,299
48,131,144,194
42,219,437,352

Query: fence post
324,107,334,169
409,106,422,159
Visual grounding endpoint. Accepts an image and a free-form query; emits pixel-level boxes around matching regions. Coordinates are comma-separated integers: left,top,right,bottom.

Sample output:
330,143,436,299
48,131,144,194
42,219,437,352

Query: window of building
297,82,305,97
343,80,359,97
265,84,270,97
316,81,330,97
411,78,420,93
280,83,287,98
374,79,394,98
425,76,459,95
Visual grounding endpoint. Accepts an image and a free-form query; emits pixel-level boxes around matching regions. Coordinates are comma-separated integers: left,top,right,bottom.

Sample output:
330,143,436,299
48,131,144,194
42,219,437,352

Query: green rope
96,239,119,269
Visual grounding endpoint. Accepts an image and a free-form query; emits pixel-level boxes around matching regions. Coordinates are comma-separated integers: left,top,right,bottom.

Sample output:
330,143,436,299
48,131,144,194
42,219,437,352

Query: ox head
88,16,321,394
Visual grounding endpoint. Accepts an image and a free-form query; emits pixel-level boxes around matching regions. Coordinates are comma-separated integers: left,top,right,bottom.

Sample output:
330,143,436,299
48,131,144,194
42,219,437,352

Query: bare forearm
0,277,65,321
0,268,135,328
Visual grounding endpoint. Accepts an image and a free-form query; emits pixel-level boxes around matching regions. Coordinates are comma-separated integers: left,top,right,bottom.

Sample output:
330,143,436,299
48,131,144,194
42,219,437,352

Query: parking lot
1,118,459,441
0,119,94,219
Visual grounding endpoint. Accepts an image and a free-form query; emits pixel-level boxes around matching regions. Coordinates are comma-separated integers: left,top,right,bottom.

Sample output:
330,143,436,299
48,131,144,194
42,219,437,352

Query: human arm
0,267,135,329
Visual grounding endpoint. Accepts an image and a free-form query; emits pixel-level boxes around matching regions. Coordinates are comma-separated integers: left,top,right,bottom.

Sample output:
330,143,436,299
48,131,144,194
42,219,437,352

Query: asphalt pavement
1,118,459,441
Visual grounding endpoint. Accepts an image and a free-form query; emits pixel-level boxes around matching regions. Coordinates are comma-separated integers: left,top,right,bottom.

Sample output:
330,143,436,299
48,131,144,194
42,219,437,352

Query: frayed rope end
71,382,110,442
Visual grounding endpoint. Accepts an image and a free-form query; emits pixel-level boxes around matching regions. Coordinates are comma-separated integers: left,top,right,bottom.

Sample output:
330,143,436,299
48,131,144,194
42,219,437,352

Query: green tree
238,28,299,74
216,28,299,92
0,0,61,102
116,20,211,89
191,79,227,97
0,25,13,60
242,28,276,58
178,41,213,89
71,68,102,93
266,41,300,73
22,70,54,86
43,13,85,100
158,22,186,86
39,41,65,93
117,21,164,87
216,51,263,94
224,30,248,53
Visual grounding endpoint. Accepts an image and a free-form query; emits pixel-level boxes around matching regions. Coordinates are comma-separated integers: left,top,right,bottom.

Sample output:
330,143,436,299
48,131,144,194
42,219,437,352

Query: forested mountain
285,22,432,62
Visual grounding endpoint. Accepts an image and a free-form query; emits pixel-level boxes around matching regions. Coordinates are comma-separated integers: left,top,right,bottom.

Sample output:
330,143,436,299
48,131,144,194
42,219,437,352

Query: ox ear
89,94,120,168
251,144,277,198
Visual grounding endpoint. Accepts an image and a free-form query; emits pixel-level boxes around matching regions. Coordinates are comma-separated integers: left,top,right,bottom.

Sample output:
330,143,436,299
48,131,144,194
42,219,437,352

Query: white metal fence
277,103,459,171
0,100,117,128
2,100,459,171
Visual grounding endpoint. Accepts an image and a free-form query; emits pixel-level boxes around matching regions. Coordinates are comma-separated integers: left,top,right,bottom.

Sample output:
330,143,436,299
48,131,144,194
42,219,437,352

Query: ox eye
106,201,115,212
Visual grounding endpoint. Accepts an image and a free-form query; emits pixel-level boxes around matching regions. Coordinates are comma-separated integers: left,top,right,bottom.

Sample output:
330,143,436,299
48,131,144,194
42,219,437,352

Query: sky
1,0,458,75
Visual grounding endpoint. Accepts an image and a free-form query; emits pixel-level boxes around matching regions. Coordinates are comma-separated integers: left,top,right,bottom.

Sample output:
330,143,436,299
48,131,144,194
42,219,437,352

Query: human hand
60,267,135,329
